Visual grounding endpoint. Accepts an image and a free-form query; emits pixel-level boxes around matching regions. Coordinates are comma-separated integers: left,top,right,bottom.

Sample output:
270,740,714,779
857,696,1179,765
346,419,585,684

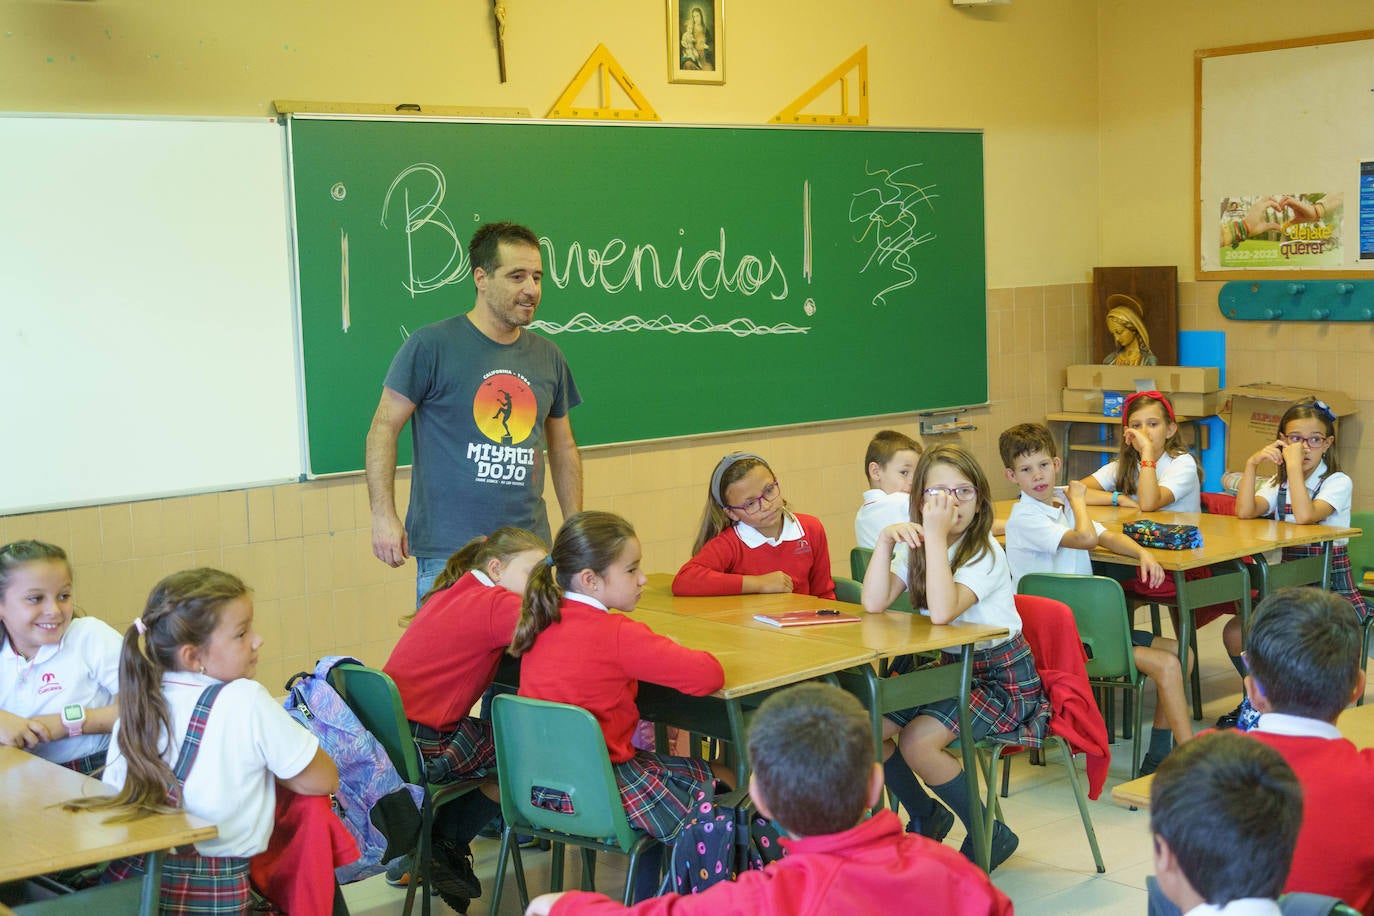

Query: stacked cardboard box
1220,384,1356,478
1061,365,1222,417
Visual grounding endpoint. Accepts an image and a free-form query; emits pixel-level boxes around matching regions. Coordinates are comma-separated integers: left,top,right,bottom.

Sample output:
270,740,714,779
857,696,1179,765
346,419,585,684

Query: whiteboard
0,115,302,514
1197,31,1374,277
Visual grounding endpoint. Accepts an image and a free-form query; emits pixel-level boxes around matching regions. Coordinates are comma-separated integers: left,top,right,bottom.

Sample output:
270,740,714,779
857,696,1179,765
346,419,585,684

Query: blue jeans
416,556,448,608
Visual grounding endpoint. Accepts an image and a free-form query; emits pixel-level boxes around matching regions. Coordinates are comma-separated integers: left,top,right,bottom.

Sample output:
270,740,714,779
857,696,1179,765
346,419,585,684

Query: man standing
367,222,582,601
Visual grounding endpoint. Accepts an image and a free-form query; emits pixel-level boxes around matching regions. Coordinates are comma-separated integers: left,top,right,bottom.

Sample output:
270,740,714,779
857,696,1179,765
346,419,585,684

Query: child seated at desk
855,429,922,549
0,540,120,775
673,452,835,599
1148,731,1302,916
524,682,1011,916
1239,587,1374,913
999,423,1192,774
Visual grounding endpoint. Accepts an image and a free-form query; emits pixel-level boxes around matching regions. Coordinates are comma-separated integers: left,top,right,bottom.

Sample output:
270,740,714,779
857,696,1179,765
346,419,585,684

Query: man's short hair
863,430,921,483
998,422,1057,469
469,222,540,280
747,683,873,836
1151,731,1301,906
1246,586,1362,722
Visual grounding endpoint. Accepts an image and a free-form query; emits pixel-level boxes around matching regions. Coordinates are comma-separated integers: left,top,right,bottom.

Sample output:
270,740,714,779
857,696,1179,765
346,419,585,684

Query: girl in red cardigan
672,451,836,598
511,511,727,852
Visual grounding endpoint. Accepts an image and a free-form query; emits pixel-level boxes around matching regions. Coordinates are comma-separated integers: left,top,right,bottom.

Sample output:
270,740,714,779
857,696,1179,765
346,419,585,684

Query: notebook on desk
753,609,862,628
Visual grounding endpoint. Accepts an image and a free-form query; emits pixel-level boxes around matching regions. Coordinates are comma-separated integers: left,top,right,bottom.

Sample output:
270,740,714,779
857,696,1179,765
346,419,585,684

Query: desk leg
1171,570,1200,721
956,645,989,873
725,698,749,787
140,851,163,916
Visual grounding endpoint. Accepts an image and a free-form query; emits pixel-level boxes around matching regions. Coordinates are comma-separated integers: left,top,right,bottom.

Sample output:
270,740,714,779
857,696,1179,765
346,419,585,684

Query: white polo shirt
855,489,911,550
1004,490,1107,587
1254,462,1352,547
891,534,1020,650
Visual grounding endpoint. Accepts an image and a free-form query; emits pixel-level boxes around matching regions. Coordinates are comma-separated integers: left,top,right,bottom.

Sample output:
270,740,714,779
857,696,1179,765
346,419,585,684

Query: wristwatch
62,704,86,738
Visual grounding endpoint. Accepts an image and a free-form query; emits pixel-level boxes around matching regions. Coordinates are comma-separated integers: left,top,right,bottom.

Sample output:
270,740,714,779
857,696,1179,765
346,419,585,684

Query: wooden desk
0,747,217,914
1111,704,1374,809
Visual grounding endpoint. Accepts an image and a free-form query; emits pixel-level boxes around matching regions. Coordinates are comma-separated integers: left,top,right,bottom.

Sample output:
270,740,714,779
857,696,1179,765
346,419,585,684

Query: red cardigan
384,572,521,730
518,599,724,763
1248,730,1374,915
672,513,835,599
549,809,1012,916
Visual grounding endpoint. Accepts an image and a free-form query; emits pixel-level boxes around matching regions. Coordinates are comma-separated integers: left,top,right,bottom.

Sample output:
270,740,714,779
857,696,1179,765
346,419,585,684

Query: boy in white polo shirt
999,422,1191,774
855,430,922,549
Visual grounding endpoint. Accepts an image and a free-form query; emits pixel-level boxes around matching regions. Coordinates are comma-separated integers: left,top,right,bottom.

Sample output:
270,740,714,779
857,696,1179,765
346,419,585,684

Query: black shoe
1137,750,1167,776
429,839,482,901
959,821,1020,872
906,803,956,843
1215,703,1244,730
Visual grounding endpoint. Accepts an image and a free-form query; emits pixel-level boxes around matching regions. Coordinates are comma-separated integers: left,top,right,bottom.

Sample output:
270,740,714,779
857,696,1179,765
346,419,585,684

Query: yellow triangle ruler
770,47,869,126
547,44,660,121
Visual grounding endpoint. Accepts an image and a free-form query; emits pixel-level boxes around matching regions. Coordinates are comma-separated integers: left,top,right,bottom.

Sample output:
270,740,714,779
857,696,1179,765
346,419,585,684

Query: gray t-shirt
384,315,581,556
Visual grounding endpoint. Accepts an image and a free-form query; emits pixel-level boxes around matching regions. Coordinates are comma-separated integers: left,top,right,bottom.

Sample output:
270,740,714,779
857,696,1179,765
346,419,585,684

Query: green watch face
62,704,84,722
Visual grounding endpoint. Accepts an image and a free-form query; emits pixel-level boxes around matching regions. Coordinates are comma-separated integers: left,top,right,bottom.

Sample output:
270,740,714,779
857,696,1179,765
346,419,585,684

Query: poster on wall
1360,161,1374,260
1216,192,1343,268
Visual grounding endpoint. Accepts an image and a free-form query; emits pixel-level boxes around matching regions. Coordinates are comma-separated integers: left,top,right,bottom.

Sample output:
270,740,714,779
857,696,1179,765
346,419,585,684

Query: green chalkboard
288,116,986,476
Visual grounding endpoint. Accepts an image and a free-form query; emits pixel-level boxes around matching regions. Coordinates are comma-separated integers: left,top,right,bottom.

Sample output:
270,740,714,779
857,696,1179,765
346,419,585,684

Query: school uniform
1248,714,1374,915
545,809,1013,916
672,512,835,599
1091,452,1201,513
1184,903,1281,916
1003,490,1106,586
1254,462,1368,619
854,489,911,550
384,569,520,782
518,593,724,841
0,616,120,772
883,536,1048,741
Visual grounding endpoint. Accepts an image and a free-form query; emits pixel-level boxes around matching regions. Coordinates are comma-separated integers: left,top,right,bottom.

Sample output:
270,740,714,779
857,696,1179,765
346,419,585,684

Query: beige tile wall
21,278,1373,693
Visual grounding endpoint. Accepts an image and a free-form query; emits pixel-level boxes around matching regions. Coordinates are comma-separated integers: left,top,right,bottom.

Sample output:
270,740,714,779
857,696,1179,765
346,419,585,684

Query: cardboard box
1061,388,1221,417
1065,364,1220,394
1221,384,1357,476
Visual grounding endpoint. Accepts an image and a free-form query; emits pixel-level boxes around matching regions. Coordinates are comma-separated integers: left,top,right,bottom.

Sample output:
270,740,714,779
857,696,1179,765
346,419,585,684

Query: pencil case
1122,520,1202,550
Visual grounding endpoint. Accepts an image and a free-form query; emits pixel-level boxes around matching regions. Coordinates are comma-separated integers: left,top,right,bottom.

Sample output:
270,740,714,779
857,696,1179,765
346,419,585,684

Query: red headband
1123,390,1175,422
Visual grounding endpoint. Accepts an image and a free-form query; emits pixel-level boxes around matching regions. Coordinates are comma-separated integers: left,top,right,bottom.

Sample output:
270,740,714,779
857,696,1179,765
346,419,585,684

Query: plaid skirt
530,750,712,843
884,633,1049,745
105,851,251,915
1282,542,1369,621
60,750,106,776
411,716,497,784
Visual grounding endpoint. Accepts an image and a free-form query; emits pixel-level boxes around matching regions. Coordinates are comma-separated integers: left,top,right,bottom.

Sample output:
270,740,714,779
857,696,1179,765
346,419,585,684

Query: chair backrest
849,547,873,581
326,663,424,784
833,576,862,604
1017,573,1138,682
1346,512,1374,583
491,694,640,852
1011,592,1084,681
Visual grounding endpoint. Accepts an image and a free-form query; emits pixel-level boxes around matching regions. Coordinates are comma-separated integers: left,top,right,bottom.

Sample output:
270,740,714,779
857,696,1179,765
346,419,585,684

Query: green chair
1346,512,1374,701
326,662,486,916
850,547,915,613
489,694,659,913
1018,573,1148,777
834,575,862,604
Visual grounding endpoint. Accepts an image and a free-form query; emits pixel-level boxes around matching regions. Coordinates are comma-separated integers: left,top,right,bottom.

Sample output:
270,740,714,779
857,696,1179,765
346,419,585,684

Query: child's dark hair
1271,398,1340,493
406,527,549,622
509,512,636,657
1116,393,1188,497
469,221,539,281
747,683,873,836
864,430,922,484
67,568,251,821
1150,731,1301,906
906,443,993,611
997,422,1057,469
1246,586,1362,722
0,540,73,650
691,452,776,555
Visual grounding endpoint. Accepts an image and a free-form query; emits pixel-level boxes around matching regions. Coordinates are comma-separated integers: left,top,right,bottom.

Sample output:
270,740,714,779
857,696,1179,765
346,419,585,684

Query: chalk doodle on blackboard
849,161,938,306
531,313,808,337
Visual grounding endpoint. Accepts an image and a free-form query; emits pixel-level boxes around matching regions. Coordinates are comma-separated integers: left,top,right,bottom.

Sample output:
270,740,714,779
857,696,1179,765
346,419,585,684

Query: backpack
661,798,786,895
283,656,425,884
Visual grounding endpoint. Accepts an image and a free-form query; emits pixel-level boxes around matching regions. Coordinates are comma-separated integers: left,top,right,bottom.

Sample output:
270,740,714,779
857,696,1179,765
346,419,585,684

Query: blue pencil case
1122,520,1202,550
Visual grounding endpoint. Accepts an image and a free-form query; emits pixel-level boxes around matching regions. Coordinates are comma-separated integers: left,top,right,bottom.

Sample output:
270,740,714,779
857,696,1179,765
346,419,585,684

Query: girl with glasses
1219,399,1366,731
672,452,836,598
860,443,1048,871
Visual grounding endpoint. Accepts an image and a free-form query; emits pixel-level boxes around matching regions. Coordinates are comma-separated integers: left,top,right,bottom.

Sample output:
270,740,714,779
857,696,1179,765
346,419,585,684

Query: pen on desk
816,609,840,616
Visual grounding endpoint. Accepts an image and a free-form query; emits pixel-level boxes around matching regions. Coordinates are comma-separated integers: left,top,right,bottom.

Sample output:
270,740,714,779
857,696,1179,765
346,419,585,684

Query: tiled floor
342,618,1373,916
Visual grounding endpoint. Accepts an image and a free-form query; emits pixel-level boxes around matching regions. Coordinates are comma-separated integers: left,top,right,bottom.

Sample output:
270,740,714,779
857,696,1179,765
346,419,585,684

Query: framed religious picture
668,0,725,85
1091,266,1179,367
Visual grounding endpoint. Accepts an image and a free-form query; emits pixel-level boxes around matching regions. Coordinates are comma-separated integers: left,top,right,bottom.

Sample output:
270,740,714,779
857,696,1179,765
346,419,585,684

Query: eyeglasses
1285,434,1330,448
724,481,780,513
923,485,979,504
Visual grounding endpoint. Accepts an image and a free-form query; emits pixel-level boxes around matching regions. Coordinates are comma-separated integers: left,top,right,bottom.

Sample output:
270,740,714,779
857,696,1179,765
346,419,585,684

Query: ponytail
405,527,548,624
509,511,637,657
